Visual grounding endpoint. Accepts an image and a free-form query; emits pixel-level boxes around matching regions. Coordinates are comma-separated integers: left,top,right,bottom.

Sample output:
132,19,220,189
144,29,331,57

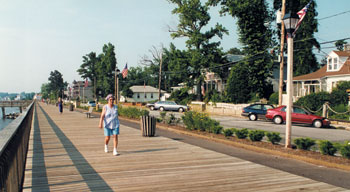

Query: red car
265,105,330,128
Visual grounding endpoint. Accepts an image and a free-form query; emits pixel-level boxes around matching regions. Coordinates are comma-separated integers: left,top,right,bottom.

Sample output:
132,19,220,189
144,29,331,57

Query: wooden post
278,0,286,106
1,107,5,119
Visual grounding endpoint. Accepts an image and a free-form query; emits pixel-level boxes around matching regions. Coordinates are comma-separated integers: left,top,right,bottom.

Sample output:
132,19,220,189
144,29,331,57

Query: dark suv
241,104,274,121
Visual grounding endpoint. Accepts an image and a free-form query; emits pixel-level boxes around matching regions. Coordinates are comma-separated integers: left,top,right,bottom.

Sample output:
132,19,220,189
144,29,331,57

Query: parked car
241,103,275,121
146,101,188,112
265,105,330,128
87,100,96,107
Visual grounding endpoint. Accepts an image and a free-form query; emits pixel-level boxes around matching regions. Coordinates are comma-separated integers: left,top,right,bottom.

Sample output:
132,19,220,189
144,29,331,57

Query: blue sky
0,0,349,93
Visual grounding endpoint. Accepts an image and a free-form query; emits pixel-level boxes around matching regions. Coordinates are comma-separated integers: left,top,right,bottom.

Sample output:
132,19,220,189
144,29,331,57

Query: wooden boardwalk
23,103,347,191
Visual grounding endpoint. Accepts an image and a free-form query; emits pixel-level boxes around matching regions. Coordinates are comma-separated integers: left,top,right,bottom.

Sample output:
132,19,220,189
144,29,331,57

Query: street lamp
283,12,299,148
114,67,120,105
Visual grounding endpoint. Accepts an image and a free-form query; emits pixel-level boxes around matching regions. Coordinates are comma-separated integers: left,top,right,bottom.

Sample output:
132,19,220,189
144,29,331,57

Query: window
328,58,332,70
144,93,147,98
251,105,261,110
137,93,140,98
333,57,338,70
151,93,153,98
293,107,307,114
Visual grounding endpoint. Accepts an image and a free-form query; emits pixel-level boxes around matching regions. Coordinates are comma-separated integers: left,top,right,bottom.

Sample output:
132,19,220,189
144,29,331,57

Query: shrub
182,111,221,133
295,92,330,113
211,125,223,134
235,128,249,139
182,111,195,130
160,111,167,120
118,106,149,119
166,113,181,125
248,130,265,142
223,128,234,137
293,138,316,150
318,140,337,156
266,132,282,144
328,104,349,120
340,141,350,159
268,92,279,105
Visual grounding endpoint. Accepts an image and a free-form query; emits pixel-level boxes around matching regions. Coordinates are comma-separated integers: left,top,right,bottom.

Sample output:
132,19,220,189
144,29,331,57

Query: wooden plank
23,103,347,191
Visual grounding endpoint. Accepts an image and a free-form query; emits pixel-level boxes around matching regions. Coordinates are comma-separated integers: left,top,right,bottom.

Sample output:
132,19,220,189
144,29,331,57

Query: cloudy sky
0,0,349,93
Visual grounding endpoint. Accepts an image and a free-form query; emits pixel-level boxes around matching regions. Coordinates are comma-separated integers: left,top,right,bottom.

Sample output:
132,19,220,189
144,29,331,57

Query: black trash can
140,116,156,137
69,104,74,111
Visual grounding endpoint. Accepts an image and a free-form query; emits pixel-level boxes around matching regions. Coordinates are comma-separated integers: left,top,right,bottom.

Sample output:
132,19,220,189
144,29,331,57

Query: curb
154,124,350,171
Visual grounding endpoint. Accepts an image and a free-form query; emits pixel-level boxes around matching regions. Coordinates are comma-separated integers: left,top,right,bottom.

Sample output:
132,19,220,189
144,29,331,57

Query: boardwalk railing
0,101,34,192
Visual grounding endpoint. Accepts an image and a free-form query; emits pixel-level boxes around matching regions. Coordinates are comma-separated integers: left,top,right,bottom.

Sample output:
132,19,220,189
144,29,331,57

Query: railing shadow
36,104,113,192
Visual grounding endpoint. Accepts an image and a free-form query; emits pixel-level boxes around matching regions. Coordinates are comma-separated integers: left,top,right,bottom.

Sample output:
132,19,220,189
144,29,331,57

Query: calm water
0,107,21,131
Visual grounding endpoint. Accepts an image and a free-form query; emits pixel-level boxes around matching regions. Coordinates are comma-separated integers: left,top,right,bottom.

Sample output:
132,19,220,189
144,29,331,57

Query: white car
147,101,188,112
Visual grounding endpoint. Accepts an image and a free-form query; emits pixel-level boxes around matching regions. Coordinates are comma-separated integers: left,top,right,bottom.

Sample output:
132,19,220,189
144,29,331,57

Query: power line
318,10,350,21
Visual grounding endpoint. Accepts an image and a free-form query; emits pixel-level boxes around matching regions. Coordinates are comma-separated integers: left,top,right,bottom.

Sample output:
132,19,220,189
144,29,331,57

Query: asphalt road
148,110,350,143
120,118,350,189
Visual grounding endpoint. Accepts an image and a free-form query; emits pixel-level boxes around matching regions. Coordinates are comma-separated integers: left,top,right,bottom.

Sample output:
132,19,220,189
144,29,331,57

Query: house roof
334,51,350,57
130,85,166,93
293,51,350,81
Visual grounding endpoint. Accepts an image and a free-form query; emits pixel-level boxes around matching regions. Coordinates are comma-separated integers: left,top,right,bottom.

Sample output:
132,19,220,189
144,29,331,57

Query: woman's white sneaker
104,145,108,153
113,150,119,156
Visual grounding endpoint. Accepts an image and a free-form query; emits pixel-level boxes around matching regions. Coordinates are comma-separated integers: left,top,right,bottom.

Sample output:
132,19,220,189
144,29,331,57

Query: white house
292,48,350,99
120,85,167,103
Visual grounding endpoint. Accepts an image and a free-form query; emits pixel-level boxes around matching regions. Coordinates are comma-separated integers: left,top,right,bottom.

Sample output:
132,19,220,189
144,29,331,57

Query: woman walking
58,97,63,114
99,94,120,156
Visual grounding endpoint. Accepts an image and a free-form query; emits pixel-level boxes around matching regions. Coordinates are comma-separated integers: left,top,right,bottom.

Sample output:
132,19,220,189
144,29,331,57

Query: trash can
69,104,74,111
140,116,156,137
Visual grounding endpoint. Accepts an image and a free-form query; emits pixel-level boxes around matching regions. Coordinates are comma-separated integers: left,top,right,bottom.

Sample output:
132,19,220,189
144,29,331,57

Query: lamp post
114,67,120,105
283,12,299,148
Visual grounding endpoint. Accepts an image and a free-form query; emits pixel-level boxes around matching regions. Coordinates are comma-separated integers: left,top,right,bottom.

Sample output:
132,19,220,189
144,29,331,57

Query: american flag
293,0,312,37
122,63,128,78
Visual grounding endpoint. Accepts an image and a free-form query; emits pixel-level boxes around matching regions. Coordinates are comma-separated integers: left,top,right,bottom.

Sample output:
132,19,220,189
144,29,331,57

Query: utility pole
158,53,163,101
278,0,286,106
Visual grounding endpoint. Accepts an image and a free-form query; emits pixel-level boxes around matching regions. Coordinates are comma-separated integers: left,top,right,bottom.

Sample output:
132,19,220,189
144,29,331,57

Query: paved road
148,110,350,143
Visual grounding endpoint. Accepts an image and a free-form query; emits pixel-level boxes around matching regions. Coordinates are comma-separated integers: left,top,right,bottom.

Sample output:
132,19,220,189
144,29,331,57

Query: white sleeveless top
103,105,120,129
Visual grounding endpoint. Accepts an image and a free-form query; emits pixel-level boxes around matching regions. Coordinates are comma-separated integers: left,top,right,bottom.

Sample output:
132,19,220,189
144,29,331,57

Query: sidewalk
23,102,346,191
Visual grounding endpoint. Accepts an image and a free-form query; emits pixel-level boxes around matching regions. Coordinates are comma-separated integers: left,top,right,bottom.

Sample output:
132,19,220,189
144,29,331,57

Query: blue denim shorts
104,128,119,136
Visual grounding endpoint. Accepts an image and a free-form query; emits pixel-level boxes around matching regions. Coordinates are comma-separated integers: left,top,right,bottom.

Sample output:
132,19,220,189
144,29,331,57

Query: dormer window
328,58,332,70
333,57,338,70
327,56,339,71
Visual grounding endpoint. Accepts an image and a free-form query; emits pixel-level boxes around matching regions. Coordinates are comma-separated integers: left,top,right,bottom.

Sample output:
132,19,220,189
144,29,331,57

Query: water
0,107,21,131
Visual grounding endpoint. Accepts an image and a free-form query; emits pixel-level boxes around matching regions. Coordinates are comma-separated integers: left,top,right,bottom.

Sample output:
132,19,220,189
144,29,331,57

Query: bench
84,107,93,118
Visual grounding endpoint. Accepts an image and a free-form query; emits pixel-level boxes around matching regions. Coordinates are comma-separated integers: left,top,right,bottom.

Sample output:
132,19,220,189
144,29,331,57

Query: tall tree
209,0,274,100
273,0,320,76
96,43,117,98
48,70,65,99
168,0,228,100
77,52,99,97
162,43,191,91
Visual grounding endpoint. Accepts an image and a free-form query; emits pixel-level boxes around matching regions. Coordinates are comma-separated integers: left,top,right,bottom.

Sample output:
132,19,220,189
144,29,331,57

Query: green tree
169,0,228,100
96,43,117,98
48,70,65,99
162,43,191,91
226,47,243,55
40,83,50,99
77,52,99,97
225,64,251,103
273,0,320,76
209,0,274,99
335,40,347,51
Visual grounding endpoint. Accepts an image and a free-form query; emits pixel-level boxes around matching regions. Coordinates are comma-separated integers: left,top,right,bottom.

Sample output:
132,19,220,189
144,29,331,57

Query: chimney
345,44,350,51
